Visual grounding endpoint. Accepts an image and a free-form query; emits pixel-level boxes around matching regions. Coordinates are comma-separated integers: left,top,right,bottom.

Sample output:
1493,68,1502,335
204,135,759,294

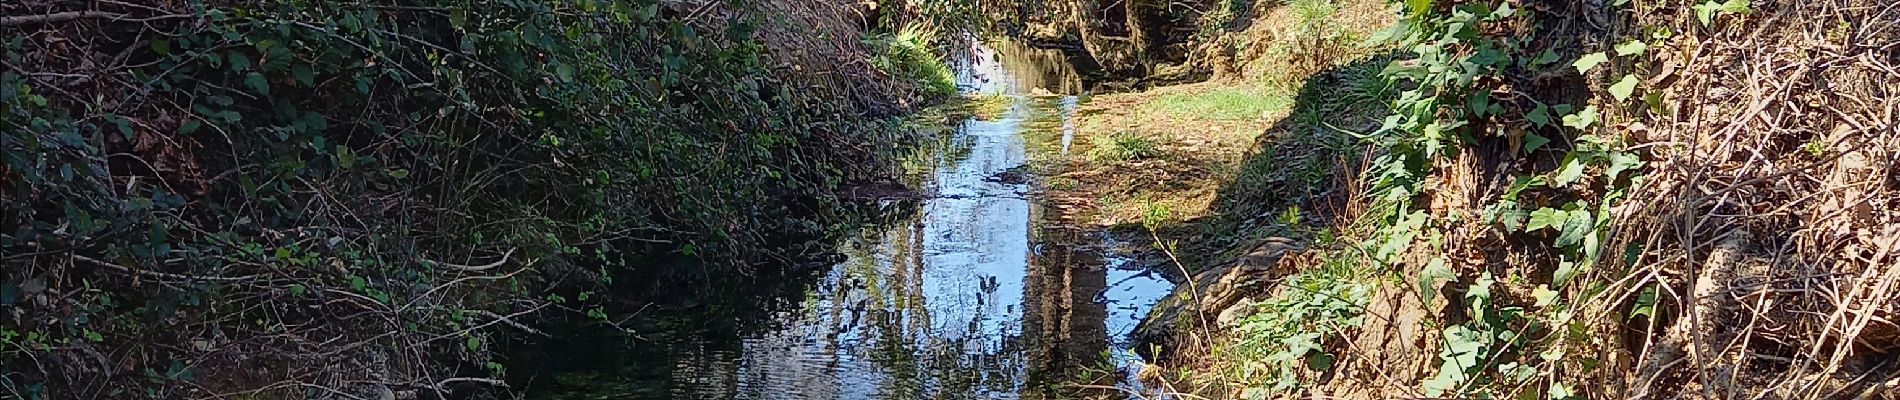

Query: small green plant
1803,139,1829,158
1088,131,1161,162
1694,0,1751,26
1230,260,1371,394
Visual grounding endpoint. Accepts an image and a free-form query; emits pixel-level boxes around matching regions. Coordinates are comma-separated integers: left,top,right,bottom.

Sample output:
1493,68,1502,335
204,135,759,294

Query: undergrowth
1222,251,1373,396
0,0,932,398
1171,0,1900,398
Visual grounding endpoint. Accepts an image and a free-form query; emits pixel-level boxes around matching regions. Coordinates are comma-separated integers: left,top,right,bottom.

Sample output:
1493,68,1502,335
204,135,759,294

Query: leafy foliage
1694,0,1752,26
1232,264,1372,394
1,0,928,396
1349,0,1655,397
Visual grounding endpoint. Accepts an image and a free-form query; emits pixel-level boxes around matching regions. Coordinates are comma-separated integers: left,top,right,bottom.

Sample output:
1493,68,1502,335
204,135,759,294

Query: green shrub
0,0,917,396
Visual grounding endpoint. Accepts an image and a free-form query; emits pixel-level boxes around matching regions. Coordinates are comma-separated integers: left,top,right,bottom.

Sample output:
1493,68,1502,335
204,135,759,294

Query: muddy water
514,42,1168,399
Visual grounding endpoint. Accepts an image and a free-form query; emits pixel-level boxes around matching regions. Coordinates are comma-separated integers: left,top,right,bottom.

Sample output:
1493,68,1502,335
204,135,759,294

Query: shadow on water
503,41,1175,400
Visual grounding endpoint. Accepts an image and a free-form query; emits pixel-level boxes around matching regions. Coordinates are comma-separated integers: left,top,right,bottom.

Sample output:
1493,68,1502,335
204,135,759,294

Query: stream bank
1039,0,1900,398
2,1,959,398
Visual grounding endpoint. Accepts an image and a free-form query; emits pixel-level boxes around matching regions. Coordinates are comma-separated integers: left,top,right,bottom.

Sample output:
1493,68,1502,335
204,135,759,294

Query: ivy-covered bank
1,0,953,398
1036,0,1899,398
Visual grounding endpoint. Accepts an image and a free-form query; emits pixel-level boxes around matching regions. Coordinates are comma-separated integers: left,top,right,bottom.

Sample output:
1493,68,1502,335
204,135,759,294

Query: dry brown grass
1599,0,1900,397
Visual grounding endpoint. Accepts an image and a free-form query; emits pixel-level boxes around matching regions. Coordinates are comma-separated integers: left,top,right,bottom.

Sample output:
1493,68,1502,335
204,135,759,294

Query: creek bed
508,42,1172,400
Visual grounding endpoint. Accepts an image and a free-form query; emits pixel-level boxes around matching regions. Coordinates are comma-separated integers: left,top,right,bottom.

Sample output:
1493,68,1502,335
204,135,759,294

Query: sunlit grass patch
1087,130,1161,162
1140,86,1294,121
867,25,957,99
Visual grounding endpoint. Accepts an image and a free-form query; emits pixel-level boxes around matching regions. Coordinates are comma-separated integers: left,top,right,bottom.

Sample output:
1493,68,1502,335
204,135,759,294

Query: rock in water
1132,237,1304,361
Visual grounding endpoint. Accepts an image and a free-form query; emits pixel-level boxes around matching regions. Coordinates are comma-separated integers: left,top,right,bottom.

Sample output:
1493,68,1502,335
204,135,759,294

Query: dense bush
1,0,918,397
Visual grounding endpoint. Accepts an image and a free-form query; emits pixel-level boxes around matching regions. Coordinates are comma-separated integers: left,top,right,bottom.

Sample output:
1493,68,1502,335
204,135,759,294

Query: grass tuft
1087,131,1162,162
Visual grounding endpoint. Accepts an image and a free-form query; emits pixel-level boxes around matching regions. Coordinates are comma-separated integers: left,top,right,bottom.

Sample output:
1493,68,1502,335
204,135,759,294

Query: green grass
1140,86,1294,121
1087,130,1161,162
868,25,958,99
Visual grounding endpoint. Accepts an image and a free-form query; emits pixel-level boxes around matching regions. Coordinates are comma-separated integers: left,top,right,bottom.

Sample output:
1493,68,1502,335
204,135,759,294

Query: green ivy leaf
1608,74,1639,101
292,64,315,87
1606,151,1643,181
1306,352,1337,371
109,115,134,140
1561,105,1599,130
1419,257,1453,306
1526,102,1551,127
465,336,482,352
1549,383,1577,399
1552,155,1588,187
1554,259,1583,287
1695,0,1750,26
1532,285,1560,307
228,52,251,72
335,145,356,168
1555,207,1594,247
1524,132,1551,154
1467,91,1491,117
1485,202,1528,231
1531,48,1561,66
1629,285,1659,319
1573,52,1609,75
244,72,270,96
1615,40,1648,56
1526,208,1567,232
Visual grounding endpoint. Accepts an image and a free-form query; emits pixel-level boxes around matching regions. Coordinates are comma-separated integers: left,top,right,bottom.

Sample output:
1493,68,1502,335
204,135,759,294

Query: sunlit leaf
1573,52,1609,75
1606,151,1643,181
1561,105,1599,130
1615,40,1648,56
1527,208,1567,232
1609,74,1639,101
1555,207,1594,247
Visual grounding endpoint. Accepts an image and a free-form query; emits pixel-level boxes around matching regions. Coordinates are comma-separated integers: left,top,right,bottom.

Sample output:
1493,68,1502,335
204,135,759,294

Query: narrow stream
514,42,1172,400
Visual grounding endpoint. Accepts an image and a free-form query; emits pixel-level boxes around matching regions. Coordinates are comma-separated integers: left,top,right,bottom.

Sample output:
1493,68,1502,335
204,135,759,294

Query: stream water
511,42,1171,400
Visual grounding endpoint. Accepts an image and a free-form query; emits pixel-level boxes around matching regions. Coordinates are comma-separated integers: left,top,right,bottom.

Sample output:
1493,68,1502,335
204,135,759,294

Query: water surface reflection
511,41,1170,400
